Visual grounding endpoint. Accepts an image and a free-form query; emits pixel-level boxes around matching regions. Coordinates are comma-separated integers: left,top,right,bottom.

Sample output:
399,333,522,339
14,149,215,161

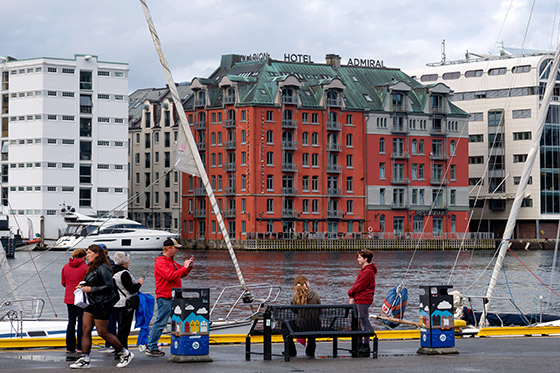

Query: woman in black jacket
69,245,134,369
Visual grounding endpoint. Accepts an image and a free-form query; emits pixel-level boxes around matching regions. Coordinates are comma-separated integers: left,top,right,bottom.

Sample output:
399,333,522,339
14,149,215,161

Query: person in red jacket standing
61,248,88,359
145,238,194,357
348,248,377,357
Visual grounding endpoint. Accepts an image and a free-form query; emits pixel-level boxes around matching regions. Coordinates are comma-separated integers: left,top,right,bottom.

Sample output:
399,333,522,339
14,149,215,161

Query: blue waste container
170,288,210,358
419,285,455,349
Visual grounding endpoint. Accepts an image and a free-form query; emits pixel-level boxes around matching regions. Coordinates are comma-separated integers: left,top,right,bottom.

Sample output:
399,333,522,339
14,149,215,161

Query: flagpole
139,0,247,291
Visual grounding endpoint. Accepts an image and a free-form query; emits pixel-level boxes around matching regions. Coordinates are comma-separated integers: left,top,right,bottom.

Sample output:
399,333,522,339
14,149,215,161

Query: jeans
65,304,84,352
147,297,172,350
356,303,372,344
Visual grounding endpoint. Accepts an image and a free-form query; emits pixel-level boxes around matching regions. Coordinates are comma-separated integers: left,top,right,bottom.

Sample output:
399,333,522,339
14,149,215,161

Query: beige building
407,48,560,239
128,84,191,233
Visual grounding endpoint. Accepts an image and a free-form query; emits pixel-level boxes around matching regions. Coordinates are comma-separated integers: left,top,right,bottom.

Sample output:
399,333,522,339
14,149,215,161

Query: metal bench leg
372,335,378,359
285,336,292,362
245,335,251,361
351,336,359,357
333,337,338,358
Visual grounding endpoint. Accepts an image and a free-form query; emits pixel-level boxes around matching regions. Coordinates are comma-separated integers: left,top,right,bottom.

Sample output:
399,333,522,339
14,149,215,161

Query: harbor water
2,248,560,323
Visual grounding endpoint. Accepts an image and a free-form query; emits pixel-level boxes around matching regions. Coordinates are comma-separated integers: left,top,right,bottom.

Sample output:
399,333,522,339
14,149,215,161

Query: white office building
0,54,129,240
407,48,560,239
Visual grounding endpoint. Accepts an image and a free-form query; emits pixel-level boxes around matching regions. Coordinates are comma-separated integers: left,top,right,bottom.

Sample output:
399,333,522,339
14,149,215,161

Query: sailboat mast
485,46,560,304
138,0,247,290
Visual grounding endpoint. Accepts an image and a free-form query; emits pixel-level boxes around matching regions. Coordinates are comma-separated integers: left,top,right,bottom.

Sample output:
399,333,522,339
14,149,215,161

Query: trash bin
419,285,456,351
169,288,212,362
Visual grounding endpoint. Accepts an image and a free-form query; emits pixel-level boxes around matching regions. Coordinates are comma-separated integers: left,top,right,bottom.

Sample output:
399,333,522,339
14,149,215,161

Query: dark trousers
65,304,84,352
356,303,372,345
115,307,135,349
286,337,317,356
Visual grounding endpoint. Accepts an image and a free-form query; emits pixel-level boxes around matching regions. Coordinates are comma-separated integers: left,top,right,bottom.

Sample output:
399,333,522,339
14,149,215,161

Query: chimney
325,54,341,67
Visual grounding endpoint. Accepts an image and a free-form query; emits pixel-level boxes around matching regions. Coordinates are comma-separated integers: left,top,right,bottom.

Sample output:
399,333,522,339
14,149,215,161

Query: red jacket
154,255,192,299
348,263,377,305
61,258,88,304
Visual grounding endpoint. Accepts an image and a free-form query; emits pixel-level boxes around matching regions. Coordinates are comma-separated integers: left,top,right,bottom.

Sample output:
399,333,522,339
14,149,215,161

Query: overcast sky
2,0,559,92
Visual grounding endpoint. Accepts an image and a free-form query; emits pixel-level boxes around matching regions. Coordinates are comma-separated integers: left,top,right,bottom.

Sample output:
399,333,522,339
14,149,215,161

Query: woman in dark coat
348,248,377,356
69,245,134,369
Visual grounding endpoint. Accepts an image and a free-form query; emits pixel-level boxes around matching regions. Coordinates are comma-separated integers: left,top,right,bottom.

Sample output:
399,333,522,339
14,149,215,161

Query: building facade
180,54,469,243
128,84,190,233
0,54,129,240
407,49,560,239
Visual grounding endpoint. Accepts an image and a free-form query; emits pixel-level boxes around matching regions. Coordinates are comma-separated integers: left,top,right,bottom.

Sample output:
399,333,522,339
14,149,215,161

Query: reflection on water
2,249,560,322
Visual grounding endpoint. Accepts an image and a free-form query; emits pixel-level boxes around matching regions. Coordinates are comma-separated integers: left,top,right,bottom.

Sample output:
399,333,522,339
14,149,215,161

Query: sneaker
69,356,90,369
97,346,115,354
145,348,165,357
116,349,134,368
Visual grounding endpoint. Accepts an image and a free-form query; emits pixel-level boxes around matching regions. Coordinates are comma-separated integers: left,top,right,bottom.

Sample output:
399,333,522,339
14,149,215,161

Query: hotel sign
241,53,270,62
347,58,384,68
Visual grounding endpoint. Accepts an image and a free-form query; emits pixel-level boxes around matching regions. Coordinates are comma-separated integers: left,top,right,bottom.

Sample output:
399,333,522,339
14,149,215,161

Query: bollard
168,288,213,363
417,285,458,355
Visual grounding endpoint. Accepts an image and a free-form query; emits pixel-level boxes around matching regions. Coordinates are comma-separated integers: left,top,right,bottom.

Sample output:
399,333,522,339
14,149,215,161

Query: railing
281,163,298,172
393,104,406,112
432,106,446,114
224,140,236,150
80,82,92,90
282,209,298,218
326,120,342,131
430,126,447,136
281,140,298,151
390,151,410,159
390,177,410,184
391,201,408,209
222,209,236,218
281,119,298,129
223,95,235,105
326,97,342,107
194,120,206,130
327,187,342,197
326,143,342,152
430,178,449,186
326,164,342,173
194,98,205,107
430,152,449,160
224,162,236,172
194,187,206,197
327,209,343,219
390,124,408,134
210,283,282,323
282,95,297,104
281,187,298,196
193,209,206,218
196,141,206,151
223,119,236,129
223,187,236,196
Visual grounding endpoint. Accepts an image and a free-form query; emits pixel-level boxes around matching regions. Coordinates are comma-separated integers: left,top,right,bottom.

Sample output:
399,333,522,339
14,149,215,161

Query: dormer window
224,88,235,105
431,95,444,113
326,90,342,107
281,88,297,104
392,92,404,111
195,91,206,107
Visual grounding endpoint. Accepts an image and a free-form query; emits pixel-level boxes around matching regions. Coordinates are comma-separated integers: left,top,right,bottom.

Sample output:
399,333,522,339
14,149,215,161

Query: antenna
441,39,446,64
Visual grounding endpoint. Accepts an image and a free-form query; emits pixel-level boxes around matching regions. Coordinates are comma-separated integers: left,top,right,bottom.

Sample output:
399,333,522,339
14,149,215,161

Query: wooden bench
245,304,378,361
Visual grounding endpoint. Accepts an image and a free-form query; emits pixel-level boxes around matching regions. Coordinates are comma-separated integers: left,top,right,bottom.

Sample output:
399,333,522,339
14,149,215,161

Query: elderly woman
113,251,144,349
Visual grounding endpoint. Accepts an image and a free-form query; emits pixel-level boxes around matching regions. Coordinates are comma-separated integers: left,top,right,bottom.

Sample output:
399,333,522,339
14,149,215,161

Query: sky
2,0,560,92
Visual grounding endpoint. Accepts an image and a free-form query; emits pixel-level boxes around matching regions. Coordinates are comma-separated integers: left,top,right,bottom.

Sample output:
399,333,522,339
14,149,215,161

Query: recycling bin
170,288,210,357
419,285,455,349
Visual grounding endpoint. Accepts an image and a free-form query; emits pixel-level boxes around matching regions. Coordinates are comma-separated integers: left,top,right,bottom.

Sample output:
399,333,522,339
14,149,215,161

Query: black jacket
84,263,114,306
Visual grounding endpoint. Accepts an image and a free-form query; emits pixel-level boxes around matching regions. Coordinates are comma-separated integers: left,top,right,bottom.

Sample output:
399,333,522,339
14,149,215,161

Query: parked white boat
54,211,178,251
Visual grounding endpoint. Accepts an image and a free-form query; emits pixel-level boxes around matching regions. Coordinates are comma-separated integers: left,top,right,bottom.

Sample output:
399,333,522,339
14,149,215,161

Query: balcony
224,140,236,150
326,98,342,107
223,186,236,196
281,140,298,151
430,178,449,186
390,151,410,160
282,208,298,218
196,141,206,151
194,98,205,107
430,152,449,161
391,201,408,209
327,209,343,219
390,177,410,185
193,209,206,218
281,163,298,172
79,82,92,91
392,104,407,112
281,119,298,129
281,187,298,196
326,142,342,152
432,106,446,114
193,187,206,197
326,164,342,173
223,95,235,105
430,125,447,136
223,119,236,129
222,208,236,218
281,95,297,105
327,188,342,197
390,124,408,134
326,120,342,131
224,162,236,172
194,121,206,130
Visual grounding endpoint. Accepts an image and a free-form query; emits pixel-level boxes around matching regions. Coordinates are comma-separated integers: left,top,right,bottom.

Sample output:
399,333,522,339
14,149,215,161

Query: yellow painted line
476,326,560,337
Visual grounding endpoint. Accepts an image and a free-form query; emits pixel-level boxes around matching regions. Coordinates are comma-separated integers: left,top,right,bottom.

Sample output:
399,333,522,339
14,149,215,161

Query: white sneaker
69,356,90,369
117,349,134,368
97,346,115,353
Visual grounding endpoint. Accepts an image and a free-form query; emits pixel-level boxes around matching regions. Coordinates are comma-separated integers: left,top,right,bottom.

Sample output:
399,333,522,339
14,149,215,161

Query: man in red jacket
145,238,194,357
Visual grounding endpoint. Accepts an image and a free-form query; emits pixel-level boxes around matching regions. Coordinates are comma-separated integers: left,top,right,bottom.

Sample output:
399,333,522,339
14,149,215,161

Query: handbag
73,288,89,309
126,294,140,311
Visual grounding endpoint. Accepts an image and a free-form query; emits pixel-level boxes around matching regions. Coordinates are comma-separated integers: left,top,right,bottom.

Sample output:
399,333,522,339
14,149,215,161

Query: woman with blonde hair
287,275,321,358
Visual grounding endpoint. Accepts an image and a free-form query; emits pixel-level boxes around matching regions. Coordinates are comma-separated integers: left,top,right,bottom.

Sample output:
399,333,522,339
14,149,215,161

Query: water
2,249,560,324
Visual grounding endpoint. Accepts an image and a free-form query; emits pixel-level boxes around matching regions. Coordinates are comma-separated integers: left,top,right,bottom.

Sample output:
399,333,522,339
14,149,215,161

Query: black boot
358,343,370,357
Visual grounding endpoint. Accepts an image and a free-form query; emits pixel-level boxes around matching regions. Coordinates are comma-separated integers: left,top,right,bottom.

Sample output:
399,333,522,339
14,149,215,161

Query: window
380,163,385,179
469,134,484,142
418,139,424,154
346,134,353,147
302,132,309,146
266,130,273,144
302,153,309,167
312,153,318,167
513,109,531,119
420,74,438,82
266,175,273,191
488,110,503,126
346,154,353,168
302,176,309,192
267,199,274,213
469,156,484,164
513,154,528,163
450,165,456,181
302,199,309,213
312,176,319,192
442,71,460,80
513,65,531,73
266,111,273,121
312,199,319,213
488,67,507,76
346,177,353,193
465,69,483,78
346,115,353,125
450,189,456,205
514,176,532,185
379,137,385,153
311,132,318,146
513,131,531,140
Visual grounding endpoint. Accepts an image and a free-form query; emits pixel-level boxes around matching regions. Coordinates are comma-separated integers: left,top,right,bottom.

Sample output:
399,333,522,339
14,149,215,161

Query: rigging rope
506,248,560,299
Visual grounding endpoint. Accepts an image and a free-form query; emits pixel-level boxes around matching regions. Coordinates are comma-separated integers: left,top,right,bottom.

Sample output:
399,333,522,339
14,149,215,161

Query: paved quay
1,337,559,372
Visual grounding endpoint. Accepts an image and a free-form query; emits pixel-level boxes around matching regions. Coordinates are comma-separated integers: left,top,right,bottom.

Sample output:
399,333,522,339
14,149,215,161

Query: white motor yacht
54,211,178,251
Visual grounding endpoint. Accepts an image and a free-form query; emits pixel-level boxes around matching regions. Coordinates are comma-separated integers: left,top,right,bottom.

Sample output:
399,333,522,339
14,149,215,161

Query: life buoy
368,226,373,232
